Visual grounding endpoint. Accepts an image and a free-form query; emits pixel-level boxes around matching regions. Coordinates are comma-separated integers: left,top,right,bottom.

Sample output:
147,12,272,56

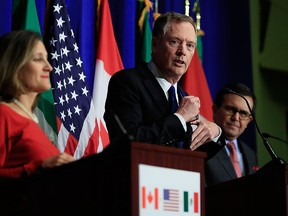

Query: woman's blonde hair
0,30,42,102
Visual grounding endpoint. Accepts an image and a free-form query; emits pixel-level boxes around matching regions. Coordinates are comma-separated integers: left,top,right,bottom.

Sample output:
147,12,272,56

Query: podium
0,140,207,215
206,159,288,216
131,141,207,215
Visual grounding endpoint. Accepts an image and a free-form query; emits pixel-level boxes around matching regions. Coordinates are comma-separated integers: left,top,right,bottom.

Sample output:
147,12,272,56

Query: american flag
163,189,179,212
47,0,99,159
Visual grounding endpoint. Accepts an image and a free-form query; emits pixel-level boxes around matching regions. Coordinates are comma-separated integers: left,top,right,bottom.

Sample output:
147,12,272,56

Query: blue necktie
168,86,178,113
168,86,183,148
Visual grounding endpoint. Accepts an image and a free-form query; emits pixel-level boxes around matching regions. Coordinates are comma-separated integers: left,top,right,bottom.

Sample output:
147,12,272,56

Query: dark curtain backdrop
0,0,255,149
111,0,255,149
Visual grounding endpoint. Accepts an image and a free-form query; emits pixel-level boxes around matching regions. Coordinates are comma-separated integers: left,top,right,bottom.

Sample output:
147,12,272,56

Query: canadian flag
92,0,124,152
182,50,213,121
141,187,159,209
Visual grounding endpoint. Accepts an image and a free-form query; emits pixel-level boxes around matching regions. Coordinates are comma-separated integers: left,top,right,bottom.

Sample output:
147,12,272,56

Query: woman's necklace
12,99,39,123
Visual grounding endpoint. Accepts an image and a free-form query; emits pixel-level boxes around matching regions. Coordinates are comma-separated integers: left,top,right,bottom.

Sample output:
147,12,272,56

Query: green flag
141,11,152,63
12,0,58,144
137,0,152,63
197,35,203,63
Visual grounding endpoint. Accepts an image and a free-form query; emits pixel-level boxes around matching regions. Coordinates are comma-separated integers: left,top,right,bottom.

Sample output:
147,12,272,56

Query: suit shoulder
238,139,255,151
110,63,151,81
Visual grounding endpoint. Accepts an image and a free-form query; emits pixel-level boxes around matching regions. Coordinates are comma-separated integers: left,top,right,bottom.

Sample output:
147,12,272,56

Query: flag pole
185,0,190,16
193,0,204,36
155,0,158,13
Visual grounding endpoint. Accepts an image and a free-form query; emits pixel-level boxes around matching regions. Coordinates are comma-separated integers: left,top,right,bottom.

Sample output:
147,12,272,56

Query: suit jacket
104,63,193,149
205,136,257,187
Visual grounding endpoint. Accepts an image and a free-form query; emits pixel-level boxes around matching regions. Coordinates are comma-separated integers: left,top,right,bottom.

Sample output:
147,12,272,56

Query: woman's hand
42,153,75,168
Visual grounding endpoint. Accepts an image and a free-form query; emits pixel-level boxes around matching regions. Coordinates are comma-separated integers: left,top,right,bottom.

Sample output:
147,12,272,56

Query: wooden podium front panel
130,142,207,216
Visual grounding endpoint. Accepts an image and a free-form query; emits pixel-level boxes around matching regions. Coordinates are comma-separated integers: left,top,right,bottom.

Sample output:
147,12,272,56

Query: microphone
224,88,286,164
111,111,135,142
262,132,288,145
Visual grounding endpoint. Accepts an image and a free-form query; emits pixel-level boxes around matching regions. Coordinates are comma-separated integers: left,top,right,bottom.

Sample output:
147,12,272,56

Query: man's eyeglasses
221,105,251,120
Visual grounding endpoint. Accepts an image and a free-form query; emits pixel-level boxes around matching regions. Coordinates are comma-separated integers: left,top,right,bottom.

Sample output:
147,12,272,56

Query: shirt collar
147,61,178,99
225,139,240,152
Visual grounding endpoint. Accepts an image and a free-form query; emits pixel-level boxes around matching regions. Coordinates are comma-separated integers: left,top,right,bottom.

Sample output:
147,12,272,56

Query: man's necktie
227,141,242,177
168,86,178,113
168,86,183,148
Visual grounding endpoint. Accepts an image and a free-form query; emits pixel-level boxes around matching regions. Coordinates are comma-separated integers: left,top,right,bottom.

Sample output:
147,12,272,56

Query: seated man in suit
104,12,222,152
205,82,258,186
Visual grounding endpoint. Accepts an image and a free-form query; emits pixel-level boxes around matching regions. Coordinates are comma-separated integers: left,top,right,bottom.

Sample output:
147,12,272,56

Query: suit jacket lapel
217,138,238,178
178,87,188,99
237,140,254,175
140,65,170,114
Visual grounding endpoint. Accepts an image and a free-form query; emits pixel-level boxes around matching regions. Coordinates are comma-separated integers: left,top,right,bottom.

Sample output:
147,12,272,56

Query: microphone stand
113,113,135,142
224,88,286,164
262,132,288,145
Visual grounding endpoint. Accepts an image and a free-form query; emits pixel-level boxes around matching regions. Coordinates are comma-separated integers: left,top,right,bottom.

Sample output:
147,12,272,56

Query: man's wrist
174,113,187,131
212,126,222,142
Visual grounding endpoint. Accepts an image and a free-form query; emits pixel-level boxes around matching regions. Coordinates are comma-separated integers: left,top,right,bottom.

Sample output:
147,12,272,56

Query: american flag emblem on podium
163,189,179,212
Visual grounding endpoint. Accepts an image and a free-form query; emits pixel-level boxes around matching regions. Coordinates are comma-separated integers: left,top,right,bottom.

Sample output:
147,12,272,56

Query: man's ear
152,37,157,53
248,115,253,124
212,104,218,121
212,104,217,114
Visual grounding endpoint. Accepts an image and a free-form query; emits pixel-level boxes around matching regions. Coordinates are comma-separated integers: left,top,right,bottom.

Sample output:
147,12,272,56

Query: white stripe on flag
74,100,98,159
57,123,70,153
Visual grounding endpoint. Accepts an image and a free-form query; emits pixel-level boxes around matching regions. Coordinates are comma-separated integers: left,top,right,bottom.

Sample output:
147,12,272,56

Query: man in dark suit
205,83,258,186
104,12,221,151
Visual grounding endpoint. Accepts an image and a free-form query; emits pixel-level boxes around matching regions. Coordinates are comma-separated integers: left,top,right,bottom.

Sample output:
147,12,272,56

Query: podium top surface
131,141,207,159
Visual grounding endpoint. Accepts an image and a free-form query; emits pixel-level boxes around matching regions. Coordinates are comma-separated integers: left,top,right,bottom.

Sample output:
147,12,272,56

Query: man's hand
176,96,200,122
190,119,220,151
